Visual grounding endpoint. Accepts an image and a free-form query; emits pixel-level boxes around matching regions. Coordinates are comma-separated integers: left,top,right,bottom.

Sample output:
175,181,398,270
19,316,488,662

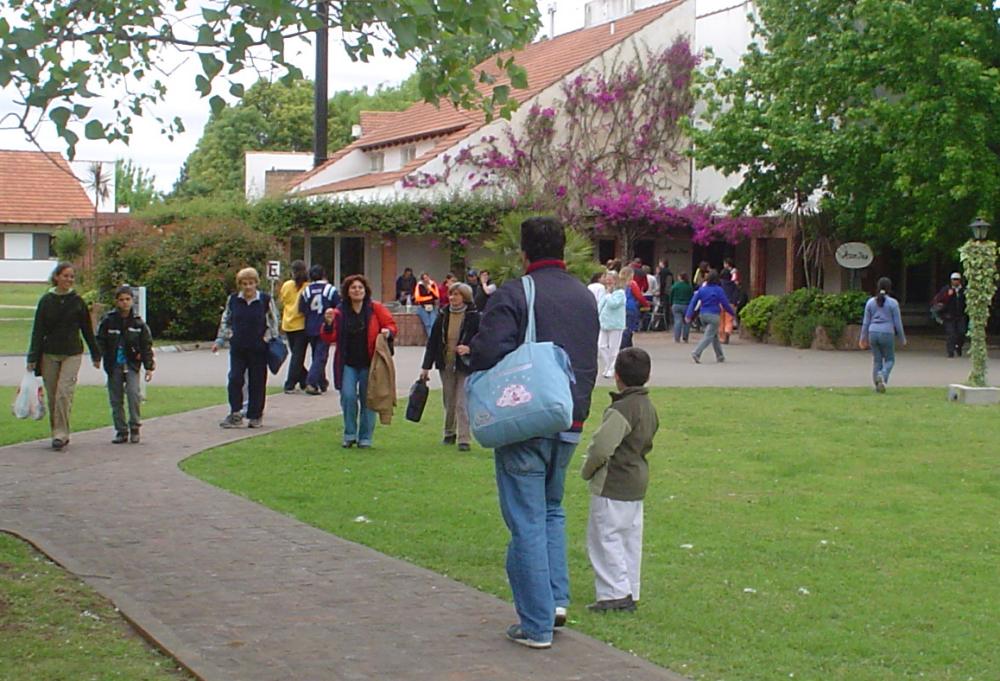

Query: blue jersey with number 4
299,282,340,336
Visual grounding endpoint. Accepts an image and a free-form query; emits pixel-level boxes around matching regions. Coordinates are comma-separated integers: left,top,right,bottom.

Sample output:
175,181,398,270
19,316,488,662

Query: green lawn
182,388,1000,681
1,386,227,447
0,283,47,307
0,284,45,355
0,318,32,355
0,532,194,681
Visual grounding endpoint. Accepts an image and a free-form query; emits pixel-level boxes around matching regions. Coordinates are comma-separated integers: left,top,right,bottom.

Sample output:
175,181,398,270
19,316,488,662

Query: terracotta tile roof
0,149,94,224
292,1,681,193
359,111,408,136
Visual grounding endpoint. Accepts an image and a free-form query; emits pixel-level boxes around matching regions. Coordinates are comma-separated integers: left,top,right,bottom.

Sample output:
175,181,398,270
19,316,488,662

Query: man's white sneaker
554,607,567,628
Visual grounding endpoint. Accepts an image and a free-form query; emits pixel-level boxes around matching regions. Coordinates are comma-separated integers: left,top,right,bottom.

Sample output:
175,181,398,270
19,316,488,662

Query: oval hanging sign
835,242,874,269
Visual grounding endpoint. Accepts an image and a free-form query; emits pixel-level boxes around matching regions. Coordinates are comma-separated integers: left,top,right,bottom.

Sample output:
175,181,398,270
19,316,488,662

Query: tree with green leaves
0,0,539,158
693,0,1000,257
115,159,160,212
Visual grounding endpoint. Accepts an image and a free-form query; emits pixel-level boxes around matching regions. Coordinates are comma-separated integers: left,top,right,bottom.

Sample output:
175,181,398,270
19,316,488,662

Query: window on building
370,152,385,173
401,146,416,165
33,233,52,259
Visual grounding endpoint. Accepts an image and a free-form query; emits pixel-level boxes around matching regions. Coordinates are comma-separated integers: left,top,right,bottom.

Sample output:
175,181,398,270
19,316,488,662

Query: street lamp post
958,218,998,387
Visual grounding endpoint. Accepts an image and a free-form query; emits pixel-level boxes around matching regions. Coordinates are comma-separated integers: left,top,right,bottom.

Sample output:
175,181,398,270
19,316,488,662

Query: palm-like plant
473,212,600,285
83,161,112,257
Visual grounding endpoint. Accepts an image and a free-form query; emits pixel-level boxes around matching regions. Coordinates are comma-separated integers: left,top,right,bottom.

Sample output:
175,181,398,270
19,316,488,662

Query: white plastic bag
12,372,45,420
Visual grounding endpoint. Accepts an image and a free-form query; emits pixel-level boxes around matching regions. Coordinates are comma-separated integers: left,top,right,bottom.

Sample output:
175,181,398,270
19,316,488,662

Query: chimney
547,3,557,38
351,124,363,138
610,20,615,35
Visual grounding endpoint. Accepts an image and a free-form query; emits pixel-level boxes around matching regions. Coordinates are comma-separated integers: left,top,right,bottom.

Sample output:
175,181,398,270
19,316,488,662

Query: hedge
93,222,280,339
745,288,868,346
135,194,515,260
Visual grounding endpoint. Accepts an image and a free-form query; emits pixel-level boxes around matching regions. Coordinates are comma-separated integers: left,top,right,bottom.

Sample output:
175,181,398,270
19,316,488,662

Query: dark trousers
228,346,267,420
943,318,967,357
305,335,330,390
283,330,308,390
621,309,640,349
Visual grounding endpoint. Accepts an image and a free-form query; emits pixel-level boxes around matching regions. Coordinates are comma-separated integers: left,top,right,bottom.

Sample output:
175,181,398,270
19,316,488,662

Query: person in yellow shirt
279,260,309,393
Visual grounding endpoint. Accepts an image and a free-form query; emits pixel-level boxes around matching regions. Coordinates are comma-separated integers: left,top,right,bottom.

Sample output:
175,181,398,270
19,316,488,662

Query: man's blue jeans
672,304,690,342
416,305,437,339
340,364,375,445
305,335,329,390
869,331,896,385
494,436,577,643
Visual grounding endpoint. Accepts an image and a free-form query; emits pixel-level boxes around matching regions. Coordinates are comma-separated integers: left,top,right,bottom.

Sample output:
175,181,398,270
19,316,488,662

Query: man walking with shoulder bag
469,216,599,649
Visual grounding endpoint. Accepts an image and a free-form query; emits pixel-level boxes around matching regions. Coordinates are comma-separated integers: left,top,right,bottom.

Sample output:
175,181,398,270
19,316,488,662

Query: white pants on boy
586,495,643,601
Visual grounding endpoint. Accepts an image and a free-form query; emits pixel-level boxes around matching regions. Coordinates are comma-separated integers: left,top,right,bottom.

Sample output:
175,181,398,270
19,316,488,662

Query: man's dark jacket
96,310,155,374
934,285,967,321
469,260,599,431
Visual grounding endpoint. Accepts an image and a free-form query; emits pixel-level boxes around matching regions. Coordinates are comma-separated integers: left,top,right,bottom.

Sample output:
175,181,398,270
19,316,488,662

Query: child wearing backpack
580,347,659,613
96,286,155,443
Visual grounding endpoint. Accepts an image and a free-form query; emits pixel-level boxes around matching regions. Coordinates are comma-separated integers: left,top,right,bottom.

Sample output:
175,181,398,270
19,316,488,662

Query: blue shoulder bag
466,275,575,449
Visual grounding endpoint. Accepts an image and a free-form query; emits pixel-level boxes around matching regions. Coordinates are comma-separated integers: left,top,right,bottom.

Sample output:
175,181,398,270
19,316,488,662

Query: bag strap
521,275,536,343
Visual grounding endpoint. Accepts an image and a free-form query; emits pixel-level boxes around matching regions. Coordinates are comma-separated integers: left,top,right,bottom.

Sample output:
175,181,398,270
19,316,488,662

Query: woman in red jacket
321,275,398,448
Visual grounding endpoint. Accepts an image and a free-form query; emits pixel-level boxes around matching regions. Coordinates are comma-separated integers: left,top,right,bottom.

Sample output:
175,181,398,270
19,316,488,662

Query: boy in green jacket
581,347,659,613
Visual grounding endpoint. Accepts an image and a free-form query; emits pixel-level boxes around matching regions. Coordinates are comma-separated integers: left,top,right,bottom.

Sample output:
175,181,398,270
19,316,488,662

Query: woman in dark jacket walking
419,283,480,451
212,267,280,429
26,262,101,450
321,275,398,448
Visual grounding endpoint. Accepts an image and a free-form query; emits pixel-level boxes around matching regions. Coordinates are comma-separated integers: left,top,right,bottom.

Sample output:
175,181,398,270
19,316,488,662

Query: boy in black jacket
96,286,155,443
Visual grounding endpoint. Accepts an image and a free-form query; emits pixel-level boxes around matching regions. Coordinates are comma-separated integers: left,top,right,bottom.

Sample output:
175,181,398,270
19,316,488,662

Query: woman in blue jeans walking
859,277,907,393
685,270,736,363
320,275,398,447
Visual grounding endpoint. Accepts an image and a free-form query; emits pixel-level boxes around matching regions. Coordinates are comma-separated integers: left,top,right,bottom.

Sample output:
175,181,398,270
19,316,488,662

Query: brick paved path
0,394,688,681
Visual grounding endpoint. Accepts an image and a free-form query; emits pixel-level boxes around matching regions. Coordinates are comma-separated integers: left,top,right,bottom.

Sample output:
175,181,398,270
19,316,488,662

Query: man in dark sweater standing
469,216,599,649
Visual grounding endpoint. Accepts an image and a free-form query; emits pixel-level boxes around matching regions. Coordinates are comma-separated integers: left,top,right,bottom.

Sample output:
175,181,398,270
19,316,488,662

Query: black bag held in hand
405,377,429,422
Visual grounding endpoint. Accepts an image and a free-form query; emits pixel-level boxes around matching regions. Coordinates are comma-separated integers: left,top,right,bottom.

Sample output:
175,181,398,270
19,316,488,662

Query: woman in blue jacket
685,270,736,364
859,277,907,393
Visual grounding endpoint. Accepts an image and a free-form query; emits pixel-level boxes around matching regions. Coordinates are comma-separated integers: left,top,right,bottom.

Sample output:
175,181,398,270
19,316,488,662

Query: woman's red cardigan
320,301,398,390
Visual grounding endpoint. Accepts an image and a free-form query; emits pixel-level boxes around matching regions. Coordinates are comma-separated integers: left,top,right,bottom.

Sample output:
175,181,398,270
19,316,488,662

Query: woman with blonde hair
597,269,627,378
213,267,279,428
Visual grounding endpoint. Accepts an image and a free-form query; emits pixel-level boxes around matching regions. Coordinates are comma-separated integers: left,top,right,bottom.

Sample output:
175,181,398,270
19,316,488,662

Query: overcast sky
0,1,591,193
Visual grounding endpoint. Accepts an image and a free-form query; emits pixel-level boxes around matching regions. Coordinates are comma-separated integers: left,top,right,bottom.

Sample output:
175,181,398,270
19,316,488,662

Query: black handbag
405,377,429,422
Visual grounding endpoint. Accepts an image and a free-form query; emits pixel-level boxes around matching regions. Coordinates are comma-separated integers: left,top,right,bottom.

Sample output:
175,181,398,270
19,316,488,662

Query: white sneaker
554,606,567,628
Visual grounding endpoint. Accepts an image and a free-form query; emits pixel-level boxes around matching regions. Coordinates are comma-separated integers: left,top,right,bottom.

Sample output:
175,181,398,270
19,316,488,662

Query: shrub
818,314,846,344
816,290,868,326
94,223,280,339
52,228,86,261
739,295,779,339
771,288,823,345
790,314,822,348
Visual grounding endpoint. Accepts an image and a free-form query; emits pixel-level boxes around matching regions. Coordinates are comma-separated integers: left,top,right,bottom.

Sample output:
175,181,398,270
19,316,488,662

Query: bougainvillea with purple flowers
403,35,763,251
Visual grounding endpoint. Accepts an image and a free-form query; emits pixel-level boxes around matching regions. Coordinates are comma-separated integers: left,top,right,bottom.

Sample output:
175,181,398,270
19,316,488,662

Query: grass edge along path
1,386,234,447
0,531,195,680
183,387,1000,681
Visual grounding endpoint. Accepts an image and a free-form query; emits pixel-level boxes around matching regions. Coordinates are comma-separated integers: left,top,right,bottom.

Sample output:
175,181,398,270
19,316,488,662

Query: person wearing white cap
931,273,967,358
